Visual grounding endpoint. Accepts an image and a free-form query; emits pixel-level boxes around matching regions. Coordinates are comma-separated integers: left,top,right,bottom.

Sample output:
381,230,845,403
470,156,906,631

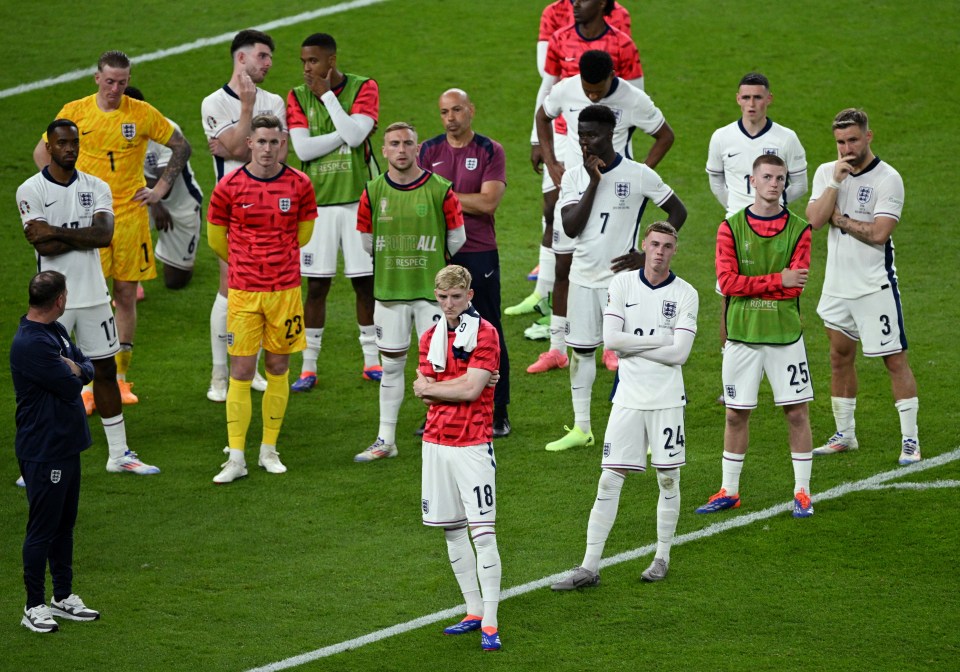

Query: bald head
438,88,475,144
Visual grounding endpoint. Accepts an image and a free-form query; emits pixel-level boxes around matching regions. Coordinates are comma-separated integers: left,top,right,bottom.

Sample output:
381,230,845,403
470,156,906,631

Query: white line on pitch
244,446,960,671
0,0,390,100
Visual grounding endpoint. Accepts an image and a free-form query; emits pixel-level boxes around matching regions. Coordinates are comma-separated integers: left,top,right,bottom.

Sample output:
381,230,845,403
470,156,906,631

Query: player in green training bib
354,122,465,463
697,154,816,519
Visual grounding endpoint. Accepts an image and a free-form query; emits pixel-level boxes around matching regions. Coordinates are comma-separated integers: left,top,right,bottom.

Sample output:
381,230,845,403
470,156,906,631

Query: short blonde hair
644,221,678,240
435,264,472,291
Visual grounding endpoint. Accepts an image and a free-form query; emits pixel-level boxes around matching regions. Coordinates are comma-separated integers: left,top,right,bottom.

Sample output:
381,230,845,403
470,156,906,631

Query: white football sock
302,328,323,374
582,469,624,573
549,314,567,354
831,396,857,437
570,350,595,433
721,450,744,495
895,397,919,441
101,414,128,460
378,355,406,444
655,468,681,564
444,526,482,617
210,292,228,369
358,324,379,369
535,244,555,297
792,452,812,494
471,527,500,630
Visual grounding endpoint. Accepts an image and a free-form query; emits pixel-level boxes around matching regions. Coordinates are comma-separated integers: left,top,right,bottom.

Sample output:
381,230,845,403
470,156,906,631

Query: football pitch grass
1,1,958,670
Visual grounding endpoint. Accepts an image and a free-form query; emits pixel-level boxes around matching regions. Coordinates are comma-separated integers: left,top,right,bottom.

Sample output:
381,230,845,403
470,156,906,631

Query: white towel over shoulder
427,306,481,372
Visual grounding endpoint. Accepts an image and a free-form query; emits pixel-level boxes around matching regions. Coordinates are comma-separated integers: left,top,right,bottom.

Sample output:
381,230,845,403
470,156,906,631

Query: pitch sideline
0,0,391,100
244,446,960,672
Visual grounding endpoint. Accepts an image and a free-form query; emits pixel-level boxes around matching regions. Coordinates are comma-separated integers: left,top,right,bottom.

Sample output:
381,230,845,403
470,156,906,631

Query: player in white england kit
544,105,686,452
552,222,697,589
16,119,159,475
707,73,807,218
200,30,287,402
805,108,920,466
124,87,203,290
529,48,675,373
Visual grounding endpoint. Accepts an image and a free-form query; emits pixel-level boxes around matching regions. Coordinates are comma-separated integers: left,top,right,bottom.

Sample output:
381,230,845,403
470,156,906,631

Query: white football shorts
722,338,814,408
421,440,497,527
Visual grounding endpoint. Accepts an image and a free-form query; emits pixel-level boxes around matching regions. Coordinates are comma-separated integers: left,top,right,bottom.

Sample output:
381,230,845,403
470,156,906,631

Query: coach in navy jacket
11,271,96,632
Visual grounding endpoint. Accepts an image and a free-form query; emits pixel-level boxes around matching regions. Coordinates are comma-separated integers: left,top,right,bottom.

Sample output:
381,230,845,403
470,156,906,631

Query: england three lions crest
615,181,631,199
661,300,677,319
121,123,137,140
78,192,94,209
278,198,291,212
465,157,478,171
857,186,874,204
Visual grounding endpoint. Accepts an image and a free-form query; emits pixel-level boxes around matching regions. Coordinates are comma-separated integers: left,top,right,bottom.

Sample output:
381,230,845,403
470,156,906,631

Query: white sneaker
21,604,58,633
812,432,859,455
523,323,550,340
252,372,268,392
898,438,921,465
213,448,248,484
106,450,161,475
49,594,99,621
640,557,669,582
258,445,287,474
207,375,227,402
354,438,398,462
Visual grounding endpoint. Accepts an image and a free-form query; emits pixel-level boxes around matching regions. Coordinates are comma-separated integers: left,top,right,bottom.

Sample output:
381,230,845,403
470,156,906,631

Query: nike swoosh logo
880,338,894,346
482,564,497,569
44,200,57,207
664,494,678,500
564,57,576,61
571,386,583,390
484,270,495,278
727,152,740,157
480,509,492,515
139,266,150,273
597,498,610,501
81,130,93,135
270,416,282,420
450,558,461,564
432,161,444,167
795,386,809,393
625,302,638,308
668,451,682,458
241,203,254,208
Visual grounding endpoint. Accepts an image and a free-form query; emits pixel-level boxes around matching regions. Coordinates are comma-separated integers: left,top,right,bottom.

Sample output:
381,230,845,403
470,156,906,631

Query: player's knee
470,525,497,548
598,468,625,497
163,267,193,290
306,277,332,302
656,467,680,494
724,407,750,429
783,402,809,423
92,357,117,380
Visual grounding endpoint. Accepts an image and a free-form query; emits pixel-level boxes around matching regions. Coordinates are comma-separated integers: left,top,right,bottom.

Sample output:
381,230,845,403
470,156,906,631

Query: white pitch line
244,446,960,672
0,0,390,100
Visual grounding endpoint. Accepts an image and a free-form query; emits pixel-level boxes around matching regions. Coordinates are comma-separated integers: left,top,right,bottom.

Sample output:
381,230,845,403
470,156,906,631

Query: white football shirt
560,154,673,288
200,85,287,181
605,269,699,409
810,157,904,300
543,77,665,166
144,119,203,221
706,119,807,217
17,169,113,308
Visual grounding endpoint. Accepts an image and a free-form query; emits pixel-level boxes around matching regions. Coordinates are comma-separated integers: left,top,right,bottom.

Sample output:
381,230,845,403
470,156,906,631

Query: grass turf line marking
0,0,390,100
244,446,960,672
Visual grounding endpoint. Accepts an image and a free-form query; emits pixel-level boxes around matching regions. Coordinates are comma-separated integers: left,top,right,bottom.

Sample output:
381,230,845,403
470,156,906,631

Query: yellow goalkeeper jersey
50,94,174,202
